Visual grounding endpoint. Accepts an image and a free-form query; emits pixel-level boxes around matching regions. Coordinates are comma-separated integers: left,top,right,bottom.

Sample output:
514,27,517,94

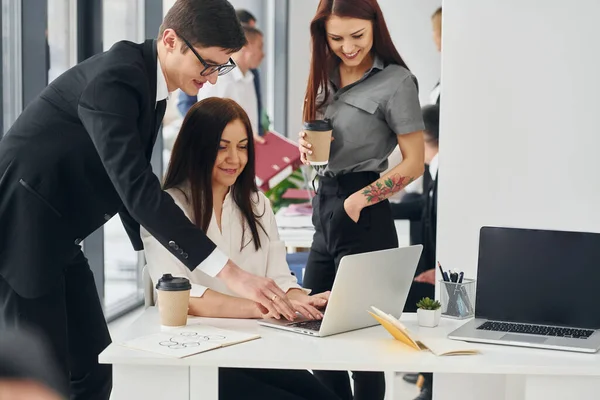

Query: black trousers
303,172,398,400
220,368,341,400
0,250,112,399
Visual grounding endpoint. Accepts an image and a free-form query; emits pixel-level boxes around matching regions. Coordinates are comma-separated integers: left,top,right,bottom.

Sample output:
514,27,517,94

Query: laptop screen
475,227,600,329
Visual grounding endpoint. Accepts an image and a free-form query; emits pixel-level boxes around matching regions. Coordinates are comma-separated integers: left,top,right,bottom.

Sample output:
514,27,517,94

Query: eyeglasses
178,34,237,77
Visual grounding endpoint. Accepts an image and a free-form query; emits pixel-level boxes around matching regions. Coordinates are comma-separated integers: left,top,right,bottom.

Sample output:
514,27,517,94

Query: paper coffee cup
155,274,191,327
303,120,333,166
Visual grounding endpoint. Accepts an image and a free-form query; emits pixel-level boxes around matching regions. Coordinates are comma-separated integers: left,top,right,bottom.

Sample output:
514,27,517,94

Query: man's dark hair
236,9,257,25
243,26,263,42
432,6,442,19
422,104,440,144
159,0,246,53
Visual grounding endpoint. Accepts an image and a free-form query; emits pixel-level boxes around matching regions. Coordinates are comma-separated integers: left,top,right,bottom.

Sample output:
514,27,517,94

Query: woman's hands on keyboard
262,290,331,321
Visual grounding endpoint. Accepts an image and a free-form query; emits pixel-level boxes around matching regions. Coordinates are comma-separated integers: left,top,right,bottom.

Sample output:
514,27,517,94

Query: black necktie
147,99,167,160
422,165,432,196
154,99,167,139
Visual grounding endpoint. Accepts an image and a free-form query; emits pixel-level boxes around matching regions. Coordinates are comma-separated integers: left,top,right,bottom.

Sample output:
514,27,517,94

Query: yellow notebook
369,307,480,356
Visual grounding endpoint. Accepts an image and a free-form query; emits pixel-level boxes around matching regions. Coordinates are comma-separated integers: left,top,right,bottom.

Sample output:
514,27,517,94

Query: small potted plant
416,297,442,328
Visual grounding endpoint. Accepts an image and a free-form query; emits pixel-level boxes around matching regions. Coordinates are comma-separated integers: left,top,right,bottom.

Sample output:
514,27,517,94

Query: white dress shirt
155,59,228,277
156,59,170,102
196,67,259,135
430,81,441,105
429,153,439,181
142,186,301,298
428,153,439,200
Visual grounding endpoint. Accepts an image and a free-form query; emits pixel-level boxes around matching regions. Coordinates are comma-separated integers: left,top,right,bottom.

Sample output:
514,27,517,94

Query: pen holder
440,279,476,320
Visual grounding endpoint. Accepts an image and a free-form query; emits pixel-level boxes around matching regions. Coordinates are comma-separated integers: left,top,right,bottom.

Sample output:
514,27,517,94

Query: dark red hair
303,0,408,122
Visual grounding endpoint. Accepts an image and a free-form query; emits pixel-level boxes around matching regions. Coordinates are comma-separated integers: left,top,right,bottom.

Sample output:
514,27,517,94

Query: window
102,0,145,317
2,0,22,134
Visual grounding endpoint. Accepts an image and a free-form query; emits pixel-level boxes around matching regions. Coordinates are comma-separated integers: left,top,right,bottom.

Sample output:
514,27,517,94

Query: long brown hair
163,98,265,251
303,0,408,121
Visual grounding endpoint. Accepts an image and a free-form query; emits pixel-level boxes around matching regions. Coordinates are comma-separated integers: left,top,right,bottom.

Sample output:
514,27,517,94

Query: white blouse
142,186,301,298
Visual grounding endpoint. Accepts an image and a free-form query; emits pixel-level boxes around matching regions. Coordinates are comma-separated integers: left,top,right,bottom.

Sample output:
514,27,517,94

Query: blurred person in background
392,104,440,400
0,328,66,400
235,9,268,136
197,26,266,143
429,7,442,105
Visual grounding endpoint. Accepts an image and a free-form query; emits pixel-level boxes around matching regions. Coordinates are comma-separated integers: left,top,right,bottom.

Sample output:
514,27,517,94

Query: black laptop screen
475,227,600,329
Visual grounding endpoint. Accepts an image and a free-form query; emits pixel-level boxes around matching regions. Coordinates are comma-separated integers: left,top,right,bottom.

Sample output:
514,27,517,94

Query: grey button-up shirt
316,56,424,177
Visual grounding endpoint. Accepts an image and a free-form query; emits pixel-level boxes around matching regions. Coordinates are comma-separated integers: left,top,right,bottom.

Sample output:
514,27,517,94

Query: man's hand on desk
217,260,296,321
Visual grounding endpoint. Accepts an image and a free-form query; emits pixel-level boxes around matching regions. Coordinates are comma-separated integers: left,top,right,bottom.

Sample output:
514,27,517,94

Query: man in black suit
392,104,440,295
0,1,295,398
390,105,439,400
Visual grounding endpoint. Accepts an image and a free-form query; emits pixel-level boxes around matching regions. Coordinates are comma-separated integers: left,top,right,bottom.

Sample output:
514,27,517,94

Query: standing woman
299,0,425,399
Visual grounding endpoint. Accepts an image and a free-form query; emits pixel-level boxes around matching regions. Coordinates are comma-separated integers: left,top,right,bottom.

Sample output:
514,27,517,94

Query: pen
437,261,449,282
458,271,464,284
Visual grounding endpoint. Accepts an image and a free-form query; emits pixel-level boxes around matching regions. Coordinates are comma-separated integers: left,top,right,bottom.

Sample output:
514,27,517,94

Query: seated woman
142,97,336,400
144,97,328,319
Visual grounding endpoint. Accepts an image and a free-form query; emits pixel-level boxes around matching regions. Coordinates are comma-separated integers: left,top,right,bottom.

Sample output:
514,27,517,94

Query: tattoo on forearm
361,174,415,203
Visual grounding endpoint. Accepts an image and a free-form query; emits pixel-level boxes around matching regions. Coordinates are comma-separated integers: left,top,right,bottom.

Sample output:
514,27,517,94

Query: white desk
275,207,411,251
101,308,600,400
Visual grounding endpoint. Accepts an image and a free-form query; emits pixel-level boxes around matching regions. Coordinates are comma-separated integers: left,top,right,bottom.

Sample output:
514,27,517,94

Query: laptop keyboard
477,321,594,339
290,320,322,331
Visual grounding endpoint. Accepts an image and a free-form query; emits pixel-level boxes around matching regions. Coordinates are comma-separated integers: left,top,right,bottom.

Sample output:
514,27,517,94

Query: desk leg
524,375,600,400
190,366,219,400
433,374,525,400
112,365,190,400
384,371,395,400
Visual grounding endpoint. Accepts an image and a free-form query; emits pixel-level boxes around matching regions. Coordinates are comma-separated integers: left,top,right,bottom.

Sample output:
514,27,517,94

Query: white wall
437,0,600,285
286,0,441,136
436,4,600,398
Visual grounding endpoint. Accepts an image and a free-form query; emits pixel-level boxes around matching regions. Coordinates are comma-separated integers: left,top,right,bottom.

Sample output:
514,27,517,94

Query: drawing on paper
120,325,260,358
158,332,227,350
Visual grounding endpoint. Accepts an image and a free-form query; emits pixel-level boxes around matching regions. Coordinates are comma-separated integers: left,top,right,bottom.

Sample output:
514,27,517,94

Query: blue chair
286,252,309,286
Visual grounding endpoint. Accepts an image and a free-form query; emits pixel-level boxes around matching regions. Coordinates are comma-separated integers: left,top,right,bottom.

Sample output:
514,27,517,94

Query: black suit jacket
0,40,217,298
392,173,437,312
390,173,438,276
392,175,439,312
420,176,438,275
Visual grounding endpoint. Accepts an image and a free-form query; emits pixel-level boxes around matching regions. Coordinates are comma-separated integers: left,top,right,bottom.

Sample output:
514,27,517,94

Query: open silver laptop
259,245,423,337
448,227,600,353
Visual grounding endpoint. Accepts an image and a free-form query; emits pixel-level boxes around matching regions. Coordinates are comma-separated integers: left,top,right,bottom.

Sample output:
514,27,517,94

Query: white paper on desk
417,338,480,357
120,324,260,358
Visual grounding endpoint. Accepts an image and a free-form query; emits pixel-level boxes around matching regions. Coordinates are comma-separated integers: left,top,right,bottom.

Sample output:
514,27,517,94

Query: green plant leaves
416,297,441,310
